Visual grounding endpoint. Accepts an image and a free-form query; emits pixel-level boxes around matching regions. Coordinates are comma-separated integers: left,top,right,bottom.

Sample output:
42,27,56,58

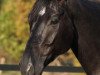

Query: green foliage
0,0,35,63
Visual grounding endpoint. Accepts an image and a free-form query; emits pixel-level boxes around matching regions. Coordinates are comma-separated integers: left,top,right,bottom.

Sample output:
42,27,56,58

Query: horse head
20,0,75,75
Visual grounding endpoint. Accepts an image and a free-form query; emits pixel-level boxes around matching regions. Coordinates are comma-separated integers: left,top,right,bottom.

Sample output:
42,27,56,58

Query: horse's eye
51,16,59,24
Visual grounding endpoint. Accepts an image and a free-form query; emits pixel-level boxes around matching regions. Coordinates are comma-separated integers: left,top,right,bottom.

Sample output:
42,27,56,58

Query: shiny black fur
20,0,100,75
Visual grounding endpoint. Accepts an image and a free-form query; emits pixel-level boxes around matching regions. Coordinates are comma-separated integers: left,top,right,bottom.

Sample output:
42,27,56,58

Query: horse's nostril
26,63,32,72
26,62,35,75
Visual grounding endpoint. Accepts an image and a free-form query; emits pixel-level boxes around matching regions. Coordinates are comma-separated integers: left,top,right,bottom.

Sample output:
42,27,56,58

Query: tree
0,0,35,63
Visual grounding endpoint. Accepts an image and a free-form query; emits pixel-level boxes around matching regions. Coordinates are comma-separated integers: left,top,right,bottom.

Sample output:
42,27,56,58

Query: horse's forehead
38,1,63,16
39,7,46,16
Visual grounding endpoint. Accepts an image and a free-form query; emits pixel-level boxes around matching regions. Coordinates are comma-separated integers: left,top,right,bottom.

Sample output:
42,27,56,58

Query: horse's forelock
28,0,49,29
28,0,67,31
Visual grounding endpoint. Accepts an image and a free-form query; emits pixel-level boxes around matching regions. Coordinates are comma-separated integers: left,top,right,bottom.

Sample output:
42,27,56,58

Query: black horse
19,0,100,75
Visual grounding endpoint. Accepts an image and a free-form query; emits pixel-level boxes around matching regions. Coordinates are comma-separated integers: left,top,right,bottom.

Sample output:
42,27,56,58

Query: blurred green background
0,0,86,75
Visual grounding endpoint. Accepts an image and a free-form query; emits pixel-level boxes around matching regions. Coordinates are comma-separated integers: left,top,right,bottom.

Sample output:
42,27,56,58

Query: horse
19,0,100,75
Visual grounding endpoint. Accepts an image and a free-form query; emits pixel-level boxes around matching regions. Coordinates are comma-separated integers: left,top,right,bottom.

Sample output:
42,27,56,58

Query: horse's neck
67,0,100,75
67,0,100,39
67,0,100,15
